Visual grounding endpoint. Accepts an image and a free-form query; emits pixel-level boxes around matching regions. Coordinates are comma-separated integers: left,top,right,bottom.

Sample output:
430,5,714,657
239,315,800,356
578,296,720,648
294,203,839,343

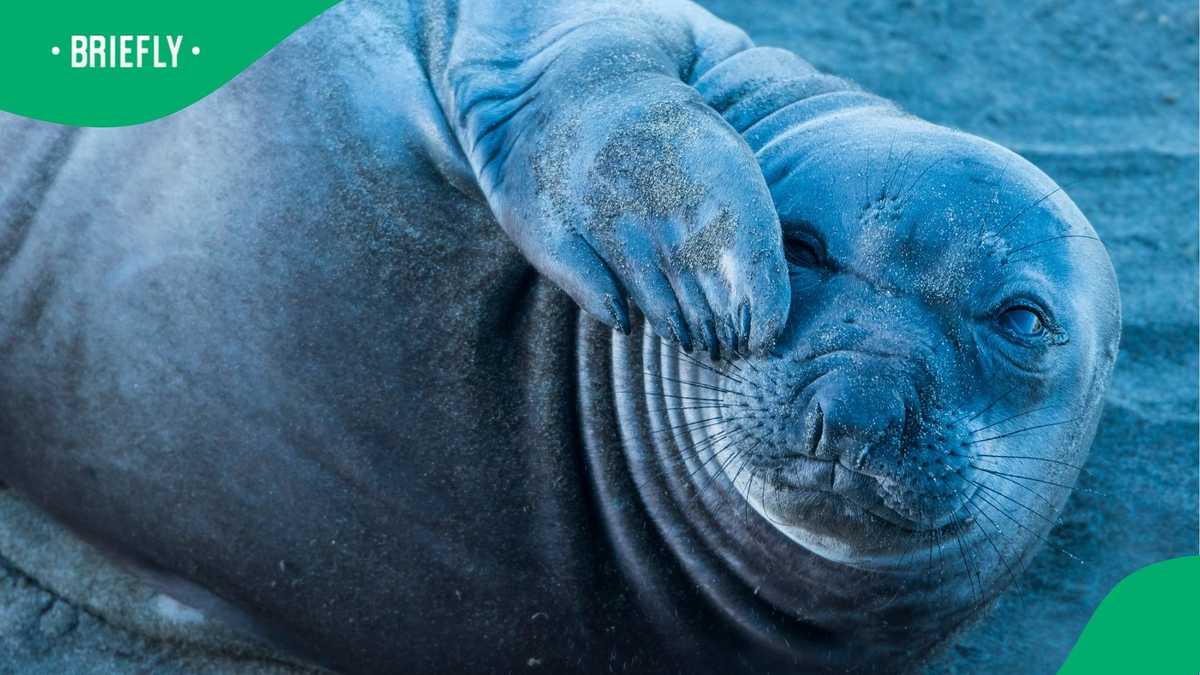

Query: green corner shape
1059,556,1200,674
0,1,341,127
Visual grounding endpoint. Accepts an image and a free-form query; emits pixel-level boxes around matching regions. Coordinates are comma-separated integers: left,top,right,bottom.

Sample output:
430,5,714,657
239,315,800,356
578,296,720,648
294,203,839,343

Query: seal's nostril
805,402,824,457
802,373,910,466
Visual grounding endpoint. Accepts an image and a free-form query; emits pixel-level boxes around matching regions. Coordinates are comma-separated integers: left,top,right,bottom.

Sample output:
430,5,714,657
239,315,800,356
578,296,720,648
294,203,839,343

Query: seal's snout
805,373,909,469
720,345,979,532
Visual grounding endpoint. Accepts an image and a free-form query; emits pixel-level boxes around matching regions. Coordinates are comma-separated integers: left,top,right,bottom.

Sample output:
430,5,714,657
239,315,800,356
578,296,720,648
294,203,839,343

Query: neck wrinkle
691,45,898,148
577,314,850,670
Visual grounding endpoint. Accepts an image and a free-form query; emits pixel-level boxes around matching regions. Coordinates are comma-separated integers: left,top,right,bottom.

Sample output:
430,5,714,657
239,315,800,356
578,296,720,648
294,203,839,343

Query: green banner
0,1,339,127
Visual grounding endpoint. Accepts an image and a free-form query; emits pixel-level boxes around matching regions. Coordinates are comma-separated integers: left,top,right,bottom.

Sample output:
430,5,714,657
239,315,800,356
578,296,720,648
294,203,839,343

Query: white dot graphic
192,46,200,56
51,46,60,55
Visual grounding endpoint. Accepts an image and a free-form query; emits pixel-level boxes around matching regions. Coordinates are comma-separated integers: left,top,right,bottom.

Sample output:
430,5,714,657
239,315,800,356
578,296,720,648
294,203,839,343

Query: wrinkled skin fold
0,0,1119,673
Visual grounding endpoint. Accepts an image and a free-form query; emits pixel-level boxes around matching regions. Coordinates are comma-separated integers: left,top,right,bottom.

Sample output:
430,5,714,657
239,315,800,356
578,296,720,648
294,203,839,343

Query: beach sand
0,1,1196,673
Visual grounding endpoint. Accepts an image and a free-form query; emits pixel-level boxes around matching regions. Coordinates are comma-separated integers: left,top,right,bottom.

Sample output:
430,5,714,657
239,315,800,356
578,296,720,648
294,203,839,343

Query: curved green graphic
0,1,340,127
1059,556,1200,674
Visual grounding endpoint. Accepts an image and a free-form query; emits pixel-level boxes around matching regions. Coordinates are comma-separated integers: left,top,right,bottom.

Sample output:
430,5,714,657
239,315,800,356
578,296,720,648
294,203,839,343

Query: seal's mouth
586,316,1099,647
637,341,987,566
738,453,929,530
596,317,1086,596
726,454,981,566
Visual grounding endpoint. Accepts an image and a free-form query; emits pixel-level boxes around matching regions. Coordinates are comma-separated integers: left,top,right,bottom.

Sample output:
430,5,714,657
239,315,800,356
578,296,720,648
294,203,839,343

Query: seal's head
596,92,1120,669
732,109,1121,570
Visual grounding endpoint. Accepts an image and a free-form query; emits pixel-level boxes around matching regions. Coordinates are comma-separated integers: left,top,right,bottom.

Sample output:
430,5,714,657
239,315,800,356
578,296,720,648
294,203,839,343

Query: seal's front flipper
420,1,791,358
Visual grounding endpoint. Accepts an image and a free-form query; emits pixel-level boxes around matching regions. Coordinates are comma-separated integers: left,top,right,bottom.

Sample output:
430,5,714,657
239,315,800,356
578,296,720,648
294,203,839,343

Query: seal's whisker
685,426,742,456
933,515,950,590
721,362,747,379
968,417,1079,444
696,451,739,509
1006,252,1088,265
970,489,1032,536
898,157,946,201
942,459,1051,522
973,170,1015,240
685,440,756,507
691,428,743,459
925,529,936,584
685,435,744,482
650,404,762,420
957,461,1056,509
959,474,1057,528
745,467,760,521
691,443,751,501
673,348,747,385
949,513,982,605
729,449,768,523
1005,234,1101,258
700,446,748,521
720,452,758,524
629,426,741,495
624,391,725,404
874,535,928,610
759,464,781,525
647,372,747,397
969,404,1057,435
992,185,1065,236
974,454,1092,473
661,414,755,438
969,463,1103,496
882,146,917,196
729,350,765,376
717,353,750,376
648,403,726,414
860,146,875,207
723,337,767,375
728,444,758,486
717,446,747,474
955,385,1015,424
971,488,1085,565
650,414,726,437
961,500,1021,586
879,137,897,198
766,467,797,528
716,456,748,523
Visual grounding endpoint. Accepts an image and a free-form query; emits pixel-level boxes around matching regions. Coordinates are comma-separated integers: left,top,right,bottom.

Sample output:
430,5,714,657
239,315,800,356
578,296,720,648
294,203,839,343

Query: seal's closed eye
783,227,826,269
784,239,819,268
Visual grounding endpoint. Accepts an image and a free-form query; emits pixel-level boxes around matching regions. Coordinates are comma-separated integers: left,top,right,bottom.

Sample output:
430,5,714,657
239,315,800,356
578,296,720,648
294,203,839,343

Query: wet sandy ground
1,1,1196,673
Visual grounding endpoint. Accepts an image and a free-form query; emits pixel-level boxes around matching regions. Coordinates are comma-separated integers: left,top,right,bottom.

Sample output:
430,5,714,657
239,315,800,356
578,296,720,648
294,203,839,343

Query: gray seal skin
0,0,1120,673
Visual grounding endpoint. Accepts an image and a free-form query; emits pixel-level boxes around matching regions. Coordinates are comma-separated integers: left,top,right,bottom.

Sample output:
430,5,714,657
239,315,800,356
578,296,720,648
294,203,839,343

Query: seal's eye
784,237,821,268
999,306,1044,337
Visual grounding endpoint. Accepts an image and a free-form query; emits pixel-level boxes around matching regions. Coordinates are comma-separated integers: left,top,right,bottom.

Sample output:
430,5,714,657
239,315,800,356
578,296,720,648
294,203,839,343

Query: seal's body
1,15,600,672
0,1,1119,673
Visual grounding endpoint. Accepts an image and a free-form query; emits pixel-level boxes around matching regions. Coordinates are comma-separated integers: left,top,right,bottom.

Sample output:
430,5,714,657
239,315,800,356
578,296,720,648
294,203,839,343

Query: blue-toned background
0,1,1195,673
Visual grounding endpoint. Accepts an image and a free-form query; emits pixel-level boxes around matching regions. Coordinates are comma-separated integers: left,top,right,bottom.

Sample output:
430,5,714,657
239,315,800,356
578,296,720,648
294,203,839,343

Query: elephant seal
0,0,1120,672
